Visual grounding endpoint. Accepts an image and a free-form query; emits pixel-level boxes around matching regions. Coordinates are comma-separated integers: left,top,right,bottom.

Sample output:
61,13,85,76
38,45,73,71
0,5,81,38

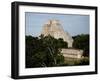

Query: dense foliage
26,35,68,68
72,34,89,57
26,34,89,68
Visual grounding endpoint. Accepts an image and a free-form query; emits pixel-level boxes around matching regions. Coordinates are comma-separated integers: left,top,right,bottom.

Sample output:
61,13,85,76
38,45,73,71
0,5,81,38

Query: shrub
74,57,89,65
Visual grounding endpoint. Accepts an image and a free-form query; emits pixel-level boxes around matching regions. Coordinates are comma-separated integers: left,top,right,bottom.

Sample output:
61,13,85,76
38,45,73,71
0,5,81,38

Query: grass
60,57,89,66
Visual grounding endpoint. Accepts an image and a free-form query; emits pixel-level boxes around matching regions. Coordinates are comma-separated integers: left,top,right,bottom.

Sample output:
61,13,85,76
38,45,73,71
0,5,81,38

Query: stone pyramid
41,19,73,47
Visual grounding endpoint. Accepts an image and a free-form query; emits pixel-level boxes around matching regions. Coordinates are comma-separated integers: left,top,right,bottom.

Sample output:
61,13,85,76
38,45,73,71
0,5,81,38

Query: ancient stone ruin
41,19,83,59
61,49,83,59
41,19,73,47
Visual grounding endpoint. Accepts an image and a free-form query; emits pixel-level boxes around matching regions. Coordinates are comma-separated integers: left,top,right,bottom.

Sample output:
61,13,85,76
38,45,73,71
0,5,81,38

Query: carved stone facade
41,19,73,47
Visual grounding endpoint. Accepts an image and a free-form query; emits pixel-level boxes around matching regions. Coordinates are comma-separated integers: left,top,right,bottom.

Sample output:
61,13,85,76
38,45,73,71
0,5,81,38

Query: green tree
26,35,68,68
73,34,89,57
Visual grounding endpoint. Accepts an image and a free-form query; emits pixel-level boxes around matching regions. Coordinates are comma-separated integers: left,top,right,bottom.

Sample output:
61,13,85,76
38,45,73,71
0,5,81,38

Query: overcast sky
25,12,89,36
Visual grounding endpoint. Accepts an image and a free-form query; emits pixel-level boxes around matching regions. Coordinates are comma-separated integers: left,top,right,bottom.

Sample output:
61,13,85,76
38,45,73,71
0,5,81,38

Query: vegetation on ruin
26,34,89,68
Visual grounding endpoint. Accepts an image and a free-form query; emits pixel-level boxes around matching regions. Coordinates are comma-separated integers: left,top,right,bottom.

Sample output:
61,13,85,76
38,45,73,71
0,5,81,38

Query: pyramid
41,19,73,47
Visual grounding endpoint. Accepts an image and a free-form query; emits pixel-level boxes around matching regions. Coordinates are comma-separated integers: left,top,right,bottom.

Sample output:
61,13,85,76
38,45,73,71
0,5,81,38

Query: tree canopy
73,34,89,57
26,35,68,68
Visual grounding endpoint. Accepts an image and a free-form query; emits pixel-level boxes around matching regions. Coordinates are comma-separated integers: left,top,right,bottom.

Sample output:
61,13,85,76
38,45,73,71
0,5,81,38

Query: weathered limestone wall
61,49,83,59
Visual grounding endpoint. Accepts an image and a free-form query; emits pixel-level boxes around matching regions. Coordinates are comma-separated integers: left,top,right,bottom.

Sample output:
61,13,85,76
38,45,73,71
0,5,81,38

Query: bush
74,57,89,65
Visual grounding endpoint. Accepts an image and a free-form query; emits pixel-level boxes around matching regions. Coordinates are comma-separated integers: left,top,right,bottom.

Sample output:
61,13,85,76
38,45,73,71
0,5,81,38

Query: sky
25,12,89,36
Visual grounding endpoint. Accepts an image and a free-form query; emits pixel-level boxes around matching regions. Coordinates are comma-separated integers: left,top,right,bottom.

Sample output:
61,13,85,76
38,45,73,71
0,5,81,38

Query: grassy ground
62,57,89,66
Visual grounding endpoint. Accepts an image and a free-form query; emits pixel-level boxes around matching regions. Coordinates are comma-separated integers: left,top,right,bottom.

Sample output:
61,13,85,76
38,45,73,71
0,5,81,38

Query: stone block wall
61,48,83,59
